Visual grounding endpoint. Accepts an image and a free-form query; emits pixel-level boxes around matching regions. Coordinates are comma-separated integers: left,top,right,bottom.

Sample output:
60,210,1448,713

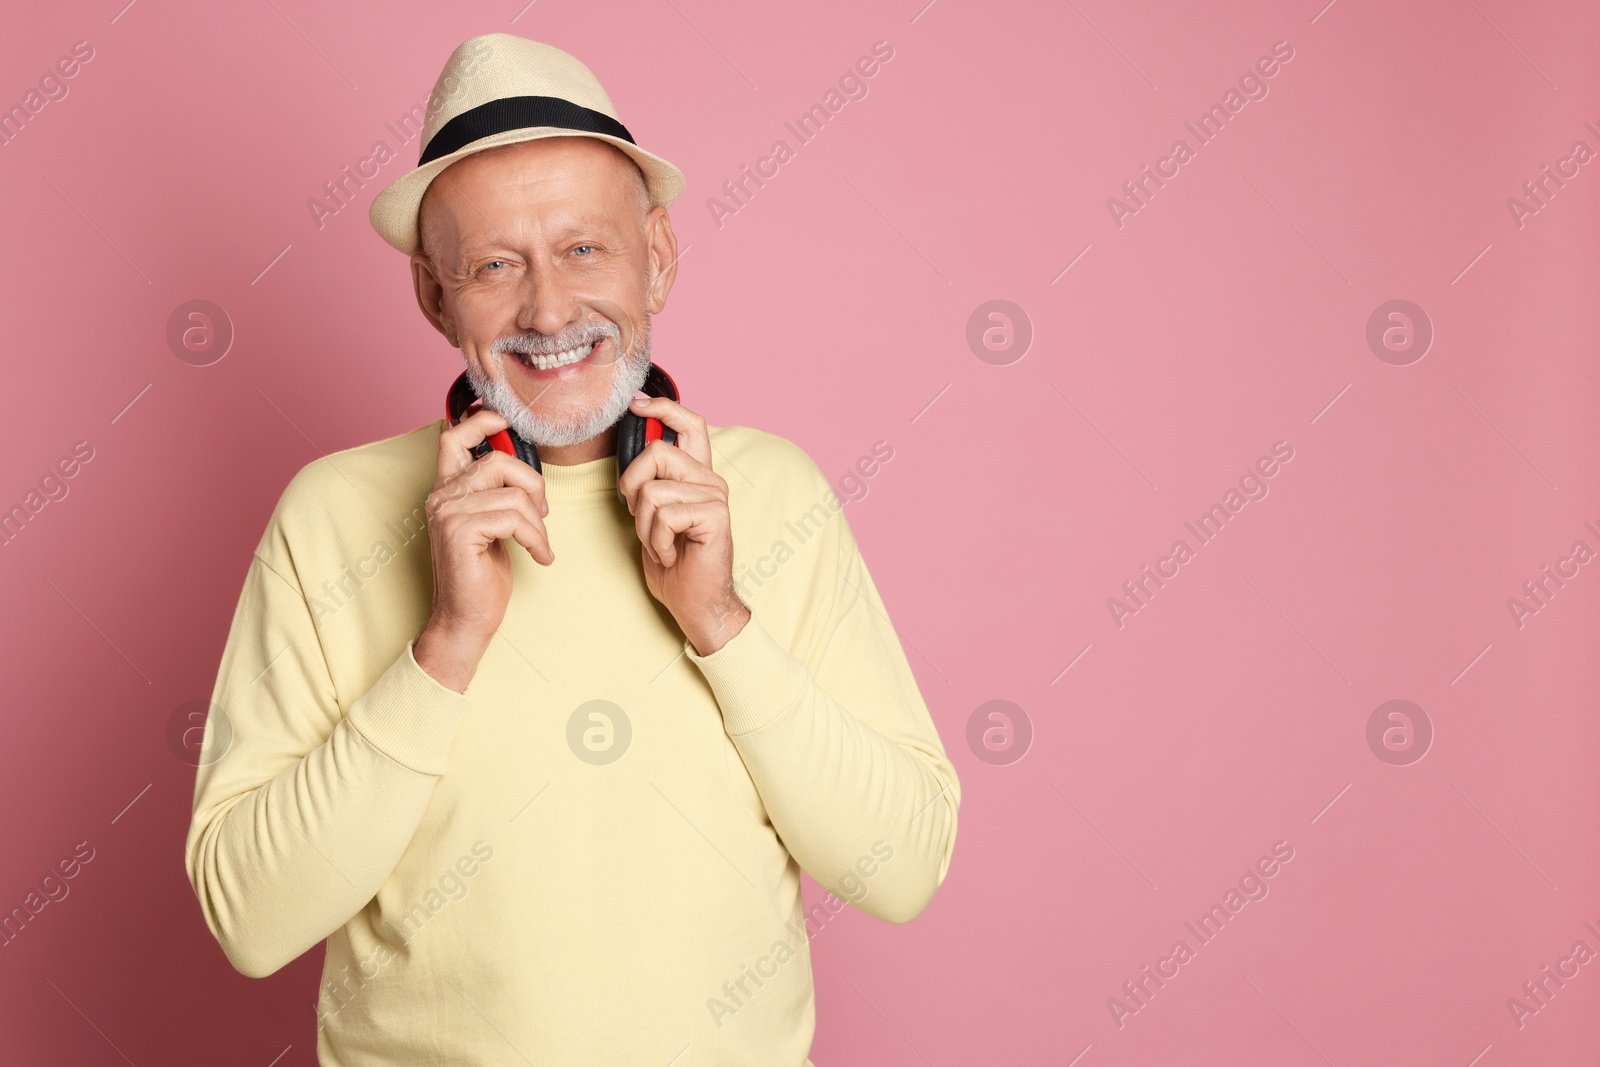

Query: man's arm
686,517,960,924
186,409,550,977
185,550,469,978
614,400,958,921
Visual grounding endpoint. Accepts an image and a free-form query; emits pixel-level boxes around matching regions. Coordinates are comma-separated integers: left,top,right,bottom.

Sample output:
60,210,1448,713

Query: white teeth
518,340,595,370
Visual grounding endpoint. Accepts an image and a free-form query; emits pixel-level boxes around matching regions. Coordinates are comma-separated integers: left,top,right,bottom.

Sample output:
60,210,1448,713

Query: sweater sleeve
184,550,470,978
685,512,960,924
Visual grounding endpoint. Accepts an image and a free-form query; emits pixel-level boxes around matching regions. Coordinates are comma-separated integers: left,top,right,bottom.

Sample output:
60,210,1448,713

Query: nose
516,256,584,342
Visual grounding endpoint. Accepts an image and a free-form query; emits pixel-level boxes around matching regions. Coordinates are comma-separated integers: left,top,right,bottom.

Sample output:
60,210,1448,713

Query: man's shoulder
708,424,857,557
708,425,860,638
259,421,440,560
275,421,441,510
707,424,831,496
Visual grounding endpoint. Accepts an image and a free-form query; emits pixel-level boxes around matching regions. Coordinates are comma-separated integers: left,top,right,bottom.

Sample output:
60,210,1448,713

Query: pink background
2,0,1597,1063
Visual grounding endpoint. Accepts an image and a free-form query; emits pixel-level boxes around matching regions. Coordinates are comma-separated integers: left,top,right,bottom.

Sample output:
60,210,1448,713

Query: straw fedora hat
369,33,685,256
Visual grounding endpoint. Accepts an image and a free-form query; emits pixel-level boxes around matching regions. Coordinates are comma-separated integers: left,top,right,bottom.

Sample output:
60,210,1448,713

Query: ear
643,205,679,315
410,252,457,346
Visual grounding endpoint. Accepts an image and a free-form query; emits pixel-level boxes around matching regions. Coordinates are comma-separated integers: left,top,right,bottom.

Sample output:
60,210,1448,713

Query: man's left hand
618,394,750,656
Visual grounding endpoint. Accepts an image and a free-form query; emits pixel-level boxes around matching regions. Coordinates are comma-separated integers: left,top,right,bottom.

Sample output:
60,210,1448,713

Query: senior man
185,33,959,1067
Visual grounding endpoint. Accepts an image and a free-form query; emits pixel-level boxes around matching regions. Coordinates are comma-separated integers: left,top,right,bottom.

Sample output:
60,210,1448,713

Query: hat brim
369,128,686,256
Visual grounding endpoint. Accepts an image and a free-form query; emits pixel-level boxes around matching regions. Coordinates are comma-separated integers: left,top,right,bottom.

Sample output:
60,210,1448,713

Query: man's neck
537,424,619,467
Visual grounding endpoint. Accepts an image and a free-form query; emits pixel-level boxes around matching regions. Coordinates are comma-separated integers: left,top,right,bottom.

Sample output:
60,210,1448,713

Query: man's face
411,137,677,448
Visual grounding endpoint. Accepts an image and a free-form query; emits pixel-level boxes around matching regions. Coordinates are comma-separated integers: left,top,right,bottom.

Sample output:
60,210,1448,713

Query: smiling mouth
511,338,602,372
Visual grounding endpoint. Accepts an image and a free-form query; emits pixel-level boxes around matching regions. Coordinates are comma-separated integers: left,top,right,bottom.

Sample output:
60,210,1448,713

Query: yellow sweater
185,419,960,1066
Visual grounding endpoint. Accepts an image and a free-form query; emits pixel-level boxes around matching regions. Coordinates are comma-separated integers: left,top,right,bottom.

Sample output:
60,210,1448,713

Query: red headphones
443,363,680,478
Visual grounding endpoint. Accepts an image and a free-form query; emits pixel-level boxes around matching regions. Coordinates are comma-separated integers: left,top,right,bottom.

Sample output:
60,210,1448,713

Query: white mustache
491,322,620,356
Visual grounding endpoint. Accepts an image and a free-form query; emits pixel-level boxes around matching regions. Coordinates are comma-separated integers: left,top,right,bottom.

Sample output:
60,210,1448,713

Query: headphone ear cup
616,363,680,483
616,410,646,479
507,429,541,472
448,371,541,471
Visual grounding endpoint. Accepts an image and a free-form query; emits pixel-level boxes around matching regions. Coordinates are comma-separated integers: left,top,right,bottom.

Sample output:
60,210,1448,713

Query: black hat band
418,95,636,166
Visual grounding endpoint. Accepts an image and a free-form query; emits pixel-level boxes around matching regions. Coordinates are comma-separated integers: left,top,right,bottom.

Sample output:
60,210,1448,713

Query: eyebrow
450,214,632,270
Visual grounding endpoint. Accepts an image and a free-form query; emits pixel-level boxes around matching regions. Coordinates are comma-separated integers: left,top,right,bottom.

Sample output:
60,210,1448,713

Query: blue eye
484,260,506,271
572,245,595,255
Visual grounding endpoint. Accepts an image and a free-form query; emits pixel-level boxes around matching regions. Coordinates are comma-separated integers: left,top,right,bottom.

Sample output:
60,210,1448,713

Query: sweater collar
539,454,617,496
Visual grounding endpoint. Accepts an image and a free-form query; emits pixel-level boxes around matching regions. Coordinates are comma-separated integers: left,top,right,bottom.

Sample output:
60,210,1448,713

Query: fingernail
631,392,649,405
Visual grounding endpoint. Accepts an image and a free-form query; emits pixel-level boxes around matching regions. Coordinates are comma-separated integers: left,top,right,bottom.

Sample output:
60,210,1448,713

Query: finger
444,485,549,536
440,487,554,564
646,500,722,568
444,496,554,565
439,450,549,516
448,507,554,566
438,406,511,479
631,479,719,561
626,395,712,467
618,436,724,514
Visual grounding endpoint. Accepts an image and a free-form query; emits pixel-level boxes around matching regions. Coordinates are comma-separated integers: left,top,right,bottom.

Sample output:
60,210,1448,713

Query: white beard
467,313,654,449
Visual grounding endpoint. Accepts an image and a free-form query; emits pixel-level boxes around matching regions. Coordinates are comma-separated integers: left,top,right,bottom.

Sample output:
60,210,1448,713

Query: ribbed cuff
346,641,471,776
685,612,809,736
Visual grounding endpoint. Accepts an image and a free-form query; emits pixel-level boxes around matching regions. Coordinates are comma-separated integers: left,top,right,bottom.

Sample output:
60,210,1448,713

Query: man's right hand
413,407,553,693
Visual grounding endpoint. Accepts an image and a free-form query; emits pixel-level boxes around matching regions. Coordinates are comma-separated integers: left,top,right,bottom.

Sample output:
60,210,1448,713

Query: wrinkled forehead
418,137,648,258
